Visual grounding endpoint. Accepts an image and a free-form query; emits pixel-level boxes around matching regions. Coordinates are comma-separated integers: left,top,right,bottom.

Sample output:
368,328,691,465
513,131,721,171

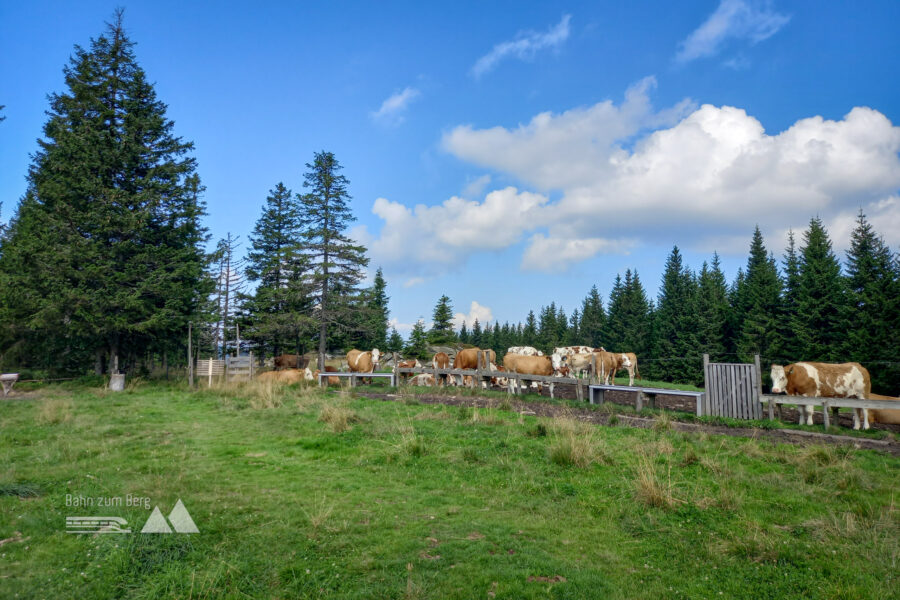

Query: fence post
576,379,583,402
822,400,830,429
549,381,555,399
753,354,764,420
392,352,399,387
590,354,598,385
635,390,644,412
208,357,213,388
702,354,709,417
188,322,194,389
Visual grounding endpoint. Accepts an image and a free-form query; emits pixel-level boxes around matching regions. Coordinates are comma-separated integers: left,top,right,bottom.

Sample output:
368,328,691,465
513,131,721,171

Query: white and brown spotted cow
503,354,553,393
507,346,544,356
770,362,871,429
347,349,381,383
616,352,641,386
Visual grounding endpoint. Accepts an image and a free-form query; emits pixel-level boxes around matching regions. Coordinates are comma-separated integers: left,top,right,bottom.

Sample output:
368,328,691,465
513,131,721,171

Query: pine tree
212,233,247,357
580,285,606,348
364,268,390,349
0,12,209,374
604,276,625,349
736,227,783,362
429,295,455,344
241,183,312,357
471,319,483,347
780,230,803,360
651,247,701,383
566,309,581,345
617,270,653,357
845,211,900,392
386,327,404,354
404,320,429,360
793,218,851,362
458,321,469,344
523,311,538,346
696,255,729,362
298,151,369,368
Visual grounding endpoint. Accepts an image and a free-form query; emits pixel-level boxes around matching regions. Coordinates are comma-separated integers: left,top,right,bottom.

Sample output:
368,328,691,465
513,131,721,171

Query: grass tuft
633,450,681,509
318,403,359,433
37,397,73,425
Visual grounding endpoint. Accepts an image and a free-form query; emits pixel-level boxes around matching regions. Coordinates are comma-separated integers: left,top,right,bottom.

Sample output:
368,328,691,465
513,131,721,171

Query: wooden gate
226,354,253,382
703,355,763,420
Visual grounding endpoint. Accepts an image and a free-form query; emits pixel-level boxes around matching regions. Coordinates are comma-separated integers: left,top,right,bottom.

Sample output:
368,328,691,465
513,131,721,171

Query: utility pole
188,321,194,389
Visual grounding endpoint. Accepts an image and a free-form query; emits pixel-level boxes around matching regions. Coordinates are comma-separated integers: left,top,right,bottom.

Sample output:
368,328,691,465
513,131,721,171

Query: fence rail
760,394,899,428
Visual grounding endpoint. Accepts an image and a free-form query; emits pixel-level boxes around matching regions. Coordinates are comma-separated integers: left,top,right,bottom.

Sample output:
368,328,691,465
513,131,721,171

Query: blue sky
2,1,899,334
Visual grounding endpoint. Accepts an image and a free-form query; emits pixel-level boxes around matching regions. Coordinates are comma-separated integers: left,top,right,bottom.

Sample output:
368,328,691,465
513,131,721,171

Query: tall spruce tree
386,327,404,354
617,270,653,357
845,211,900,392
298,151,369,368
651,247,701,383
363,268,390,349
471,319,483,347
696,255,729,362
580,285,606,348
780,230,803,360
404,320,429,360
793,218,850,362
241,183,312,357
0,12,209,374
458,321,469,344
604,276,625,349
429,295,455,344
736,227,783,362
523,311,538,346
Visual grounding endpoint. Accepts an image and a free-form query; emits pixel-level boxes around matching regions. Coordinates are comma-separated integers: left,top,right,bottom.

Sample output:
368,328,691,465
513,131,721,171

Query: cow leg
806,405,814,426
863,408,870,430
628,366,634,387
852,408,860,430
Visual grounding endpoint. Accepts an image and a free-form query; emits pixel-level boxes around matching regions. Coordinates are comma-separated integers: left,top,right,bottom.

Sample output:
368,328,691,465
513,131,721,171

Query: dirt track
353,390,900,457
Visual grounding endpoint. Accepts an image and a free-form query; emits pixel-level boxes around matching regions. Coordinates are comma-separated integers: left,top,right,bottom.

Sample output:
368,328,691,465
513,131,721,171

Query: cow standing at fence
770,362,871,429
616,352,641,386
347,348,381,384
432,352,451,386
274,354,309,370
503,354,553,393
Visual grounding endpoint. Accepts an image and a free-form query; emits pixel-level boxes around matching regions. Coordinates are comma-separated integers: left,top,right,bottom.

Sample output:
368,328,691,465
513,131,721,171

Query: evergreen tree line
0,14,384,376
417,217,900,393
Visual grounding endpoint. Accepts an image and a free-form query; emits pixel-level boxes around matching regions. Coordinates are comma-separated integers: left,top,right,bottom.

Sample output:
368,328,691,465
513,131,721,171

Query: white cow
507,346,544,356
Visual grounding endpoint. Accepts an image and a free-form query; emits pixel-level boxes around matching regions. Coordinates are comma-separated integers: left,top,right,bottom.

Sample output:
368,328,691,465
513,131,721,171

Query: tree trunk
94,348,105,375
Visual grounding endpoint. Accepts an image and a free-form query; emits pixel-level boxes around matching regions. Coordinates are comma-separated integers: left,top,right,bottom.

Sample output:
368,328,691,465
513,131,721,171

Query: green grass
1,381,898,599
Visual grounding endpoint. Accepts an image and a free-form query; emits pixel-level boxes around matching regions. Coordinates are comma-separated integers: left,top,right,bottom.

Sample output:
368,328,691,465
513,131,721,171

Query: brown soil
353,390,900,457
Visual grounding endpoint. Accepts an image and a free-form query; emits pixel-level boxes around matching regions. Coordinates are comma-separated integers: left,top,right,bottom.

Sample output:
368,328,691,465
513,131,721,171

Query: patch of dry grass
633,450,681,509
652,411,673,432
37,396,73,425
318,403,359,433
470,407,505,426
547,416,609,468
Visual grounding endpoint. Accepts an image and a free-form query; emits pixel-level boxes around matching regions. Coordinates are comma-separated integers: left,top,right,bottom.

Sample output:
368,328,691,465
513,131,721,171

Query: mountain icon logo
141,499,199,534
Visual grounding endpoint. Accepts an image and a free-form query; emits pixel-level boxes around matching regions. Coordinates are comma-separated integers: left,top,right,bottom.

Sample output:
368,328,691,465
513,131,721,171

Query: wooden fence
703,354,764,420
195,354,254,386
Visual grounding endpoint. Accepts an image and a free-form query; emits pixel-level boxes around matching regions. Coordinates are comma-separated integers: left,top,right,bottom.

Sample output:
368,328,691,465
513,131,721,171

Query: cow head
371,348,381,366
770,364,790,394
551,352,567,370
303,367,314,381
618,354,632,368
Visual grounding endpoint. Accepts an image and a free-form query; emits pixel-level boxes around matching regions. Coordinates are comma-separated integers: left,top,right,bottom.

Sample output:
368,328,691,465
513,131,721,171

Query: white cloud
471,15,571,78
403,277,425,288
676,0,790,63
365,186,549,276
462,174,491,199
371,87,421,124
442,81,900,259
521,234,636,273
452,301,494,329
444,76,696,190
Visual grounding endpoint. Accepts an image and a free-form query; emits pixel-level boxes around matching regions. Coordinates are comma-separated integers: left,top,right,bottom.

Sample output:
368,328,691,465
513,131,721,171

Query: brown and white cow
257,368,314,385
314,366,341,386
551,346,601,376
593,351,631,385
507,346,544,356
615,352,641,386
410,373,436,387
432,352,451,386
867,393,900,425
503,354,553,393
274,354,309,370
347,348,381,373
770,362,871,429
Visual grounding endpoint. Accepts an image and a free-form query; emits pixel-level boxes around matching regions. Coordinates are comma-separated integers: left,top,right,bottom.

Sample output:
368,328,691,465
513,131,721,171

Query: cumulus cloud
367,77,900,277
471,15,571,78
676,0,790,63
444,76,696,190
371,87,421,124
452,301,494,329
442,83,900,260
365,186,549,276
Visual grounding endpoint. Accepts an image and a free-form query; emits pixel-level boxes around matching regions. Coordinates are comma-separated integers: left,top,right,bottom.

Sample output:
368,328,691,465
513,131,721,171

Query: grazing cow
274,354,309,370
453,348,497,387
503,354,553,393
347,348,381,373
397,359,422,369
258,368,314,385
615,352,641,386
770,362,871,429
869,393,900,425
490,365,508,388
432,352,451,386
314,366,341,385
592,351,631,385
507,346,544,356
553,346,597,357
410,373,435,387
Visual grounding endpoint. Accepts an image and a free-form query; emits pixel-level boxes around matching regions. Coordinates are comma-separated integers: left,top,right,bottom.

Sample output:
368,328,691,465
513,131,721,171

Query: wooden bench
1,373,20,397
760,394,900,429
589,384,706,415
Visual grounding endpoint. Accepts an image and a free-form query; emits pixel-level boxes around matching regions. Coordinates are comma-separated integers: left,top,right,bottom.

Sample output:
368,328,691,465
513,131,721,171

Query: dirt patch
353,391,900,456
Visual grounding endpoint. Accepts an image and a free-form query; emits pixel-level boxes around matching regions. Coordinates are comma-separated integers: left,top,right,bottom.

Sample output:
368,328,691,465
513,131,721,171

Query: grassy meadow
1,381,898,599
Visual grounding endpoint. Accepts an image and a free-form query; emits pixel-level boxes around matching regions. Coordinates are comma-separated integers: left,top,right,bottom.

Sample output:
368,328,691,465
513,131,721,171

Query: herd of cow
258,346,900,431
